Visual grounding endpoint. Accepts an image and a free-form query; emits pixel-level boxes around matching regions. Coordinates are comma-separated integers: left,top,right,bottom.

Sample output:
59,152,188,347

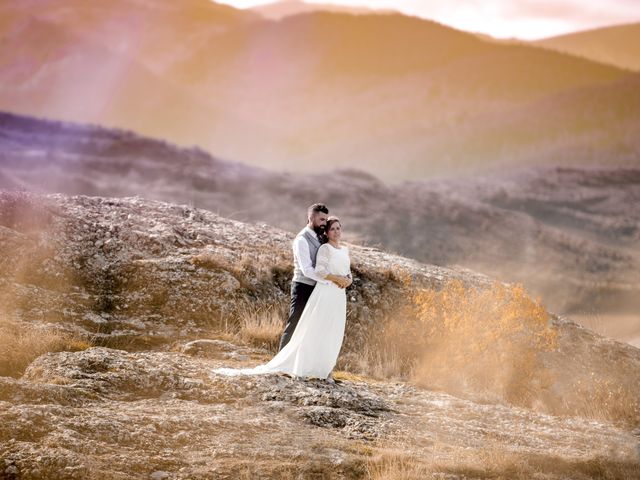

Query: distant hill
0,0,261,72
252,0,396,20
0,13,267,154
0,4,637,180
2,111,639,326
164,12,636,177
536,22,640,71
396,73,640,175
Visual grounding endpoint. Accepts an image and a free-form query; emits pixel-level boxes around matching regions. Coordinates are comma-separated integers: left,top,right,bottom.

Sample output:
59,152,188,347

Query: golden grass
365,450,432,479
364,443,640,480
564,376,640,426
190,251,234,271
191,249,292,290
356,279,559,409
0,317,92,377
359,343,409,381
345,278,640,427
410,280,558,407
236,303,287,352
332,370,372,383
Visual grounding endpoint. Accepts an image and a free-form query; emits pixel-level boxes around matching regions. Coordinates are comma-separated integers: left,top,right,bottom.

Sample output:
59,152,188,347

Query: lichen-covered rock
179,339,267,360
0,190,487,353
0,343,638,479
1,191,639,478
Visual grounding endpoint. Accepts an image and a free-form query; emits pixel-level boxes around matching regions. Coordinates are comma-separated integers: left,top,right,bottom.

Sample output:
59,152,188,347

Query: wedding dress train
212,243,350,380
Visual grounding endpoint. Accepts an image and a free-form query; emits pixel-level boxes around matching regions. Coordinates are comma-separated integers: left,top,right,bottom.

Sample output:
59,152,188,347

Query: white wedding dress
212,243,350,380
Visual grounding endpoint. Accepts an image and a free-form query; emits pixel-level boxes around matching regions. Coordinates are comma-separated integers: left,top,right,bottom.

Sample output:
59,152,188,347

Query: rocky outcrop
1,191,639,478
2,111,639,319
0,189,484,351
1,343,638,479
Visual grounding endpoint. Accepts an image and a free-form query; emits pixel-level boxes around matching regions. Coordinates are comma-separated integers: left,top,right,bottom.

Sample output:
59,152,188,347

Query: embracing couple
213,203,352,382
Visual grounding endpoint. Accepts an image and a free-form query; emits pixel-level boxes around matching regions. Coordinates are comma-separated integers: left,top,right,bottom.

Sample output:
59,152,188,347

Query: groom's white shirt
293,226,330,285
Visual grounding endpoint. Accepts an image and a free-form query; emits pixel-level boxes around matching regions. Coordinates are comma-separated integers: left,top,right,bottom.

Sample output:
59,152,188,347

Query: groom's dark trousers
278,281,315,351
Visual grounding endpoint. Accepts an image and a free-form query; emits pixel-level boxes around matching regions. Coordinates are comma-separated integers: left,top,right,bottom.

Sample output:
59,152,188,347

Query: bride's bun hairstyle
325,216,341,230
320,216,341,243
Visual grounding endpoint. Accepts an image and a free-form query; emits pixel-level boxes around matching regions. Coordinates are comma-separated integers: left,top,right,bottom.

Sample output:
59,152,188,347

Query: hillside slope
0,190,639,478
252,0,396,20
536,22,640,71
0,0,261,72
2,111,639,325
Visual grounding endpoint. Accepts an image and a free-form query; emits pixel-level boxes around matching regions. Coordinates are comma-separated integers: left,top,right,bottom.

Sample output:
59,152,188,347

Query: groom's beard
313,226,325,236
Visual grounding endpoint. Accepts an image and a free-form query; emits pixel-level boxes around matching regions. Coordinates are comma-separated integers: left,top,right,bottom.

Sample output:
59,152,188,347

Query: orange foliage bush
409,280,558,406
364,278,559,407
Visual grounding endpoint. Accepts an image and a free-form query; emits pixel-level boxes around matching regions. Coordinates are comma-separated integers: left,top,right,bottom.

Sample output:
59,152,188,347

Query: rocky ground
2,343,639,479
1,191,639,479
0,189,482,351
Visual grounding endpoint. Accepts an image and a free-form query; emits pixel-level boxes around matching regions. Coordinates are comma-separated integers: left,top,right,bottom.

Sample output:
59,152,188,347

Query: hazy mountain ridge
1,2,638,179
0,15,266,152
536,22,640,71
252,0,397,20
2,111,639,328
165,12,632,176
0,0,261,73
418,73,640,173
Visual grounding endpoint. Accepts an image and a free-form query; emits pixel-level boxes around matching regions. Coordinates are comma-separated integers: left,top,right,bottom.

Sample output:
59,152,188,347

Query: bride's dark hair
320,216,341,244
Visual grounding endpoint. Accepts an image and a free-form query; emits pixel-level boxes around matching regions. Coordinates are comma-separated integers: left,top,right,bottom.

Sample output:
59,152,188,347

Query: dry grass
358,343,409,381
365,450,432,479
191,248,292,291
236,303,287,352
189,251,233,271
364,443,640,480
349,278,640,427
332,370,372,383
564,376,640,427
0,317,92,377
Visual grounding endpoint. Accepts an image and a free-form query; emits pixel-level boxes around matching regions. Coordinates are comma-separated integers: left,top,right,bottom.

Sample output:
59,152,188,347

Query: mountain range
1,1,638,180
537,22,640,71
252,0,397,20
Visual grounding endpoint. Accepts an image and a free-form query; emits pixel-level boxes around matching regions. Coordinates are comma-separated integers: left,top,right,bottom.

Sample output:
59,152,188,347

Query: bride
212,216,351,381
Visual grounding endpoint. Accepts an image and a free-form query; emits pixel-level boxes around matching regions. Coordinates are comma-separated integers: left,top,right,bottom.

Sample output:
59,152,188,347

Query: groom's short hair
308,203,329,216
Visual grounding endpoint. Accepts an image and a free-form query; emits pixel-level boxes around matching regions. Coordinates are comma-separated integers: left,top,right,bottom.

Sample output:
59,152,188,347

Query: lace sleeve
314,244,331,278
346,247,351,277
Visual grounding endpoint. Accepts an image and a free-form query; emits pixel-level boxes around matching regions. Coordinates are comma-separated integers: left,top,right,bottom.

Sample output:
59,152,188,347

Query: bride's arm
323,247,350,288
315,245,348,288
326,273,349,288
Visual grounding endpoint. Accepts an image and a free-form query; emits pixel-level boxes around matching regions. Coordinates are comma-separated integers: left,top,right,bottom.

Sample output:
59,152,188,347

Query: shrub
0,317,92,377
409,280,558,407
356,279,559,409
236,304,287,352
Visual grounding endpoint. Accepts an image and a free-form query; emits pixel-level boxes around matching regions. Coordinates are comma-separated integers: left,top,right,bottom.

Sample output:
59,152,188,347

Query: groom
278,203,349,352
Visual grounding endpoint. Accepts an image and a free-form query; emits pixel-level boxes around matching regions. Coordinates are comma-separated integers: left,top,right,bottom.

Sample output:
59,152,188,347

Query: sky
215,0,640,40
